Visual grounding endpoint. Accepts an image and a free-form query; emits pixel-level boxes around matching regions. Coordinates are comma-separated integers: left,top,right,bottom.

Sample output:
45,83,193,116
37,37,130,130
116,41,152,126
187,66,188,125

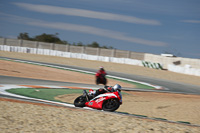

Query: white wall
144,53,200,69
0,45,142,66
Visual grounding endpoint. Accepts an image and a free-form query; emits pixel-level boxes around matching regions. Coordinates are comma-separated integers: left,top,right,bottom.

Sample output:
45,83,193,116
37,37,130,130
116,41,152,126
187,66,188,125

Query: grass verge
6,88,83,102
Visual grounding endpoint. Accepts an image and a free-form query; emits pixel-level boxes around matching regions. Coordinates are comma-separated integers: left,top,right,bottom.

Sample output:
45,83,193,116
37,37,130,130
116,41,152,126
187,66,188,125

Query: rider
89,84,122,97
95,66,107,85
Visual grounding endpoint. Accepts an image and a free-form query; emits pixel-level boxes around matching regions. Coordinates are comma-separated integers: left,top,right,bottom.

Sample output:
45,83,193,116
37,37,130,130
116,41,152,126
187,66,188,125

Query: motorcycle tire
103,78,107,85
74,96,87,107
96,78,100,85
102,98,120,112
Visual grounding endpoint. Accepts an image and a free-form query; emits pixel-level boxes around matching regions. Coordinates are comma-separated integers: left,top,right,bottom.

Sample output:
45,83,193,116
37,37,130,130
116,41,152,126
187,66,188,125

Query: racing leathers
95,68,107,85
89,86,113,98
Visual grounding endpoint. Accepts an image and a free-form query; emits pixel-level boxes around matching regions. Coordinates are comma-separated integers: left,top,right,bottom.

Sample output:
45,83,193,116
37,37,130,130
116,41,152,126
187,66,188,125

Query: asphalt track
1,56,200,94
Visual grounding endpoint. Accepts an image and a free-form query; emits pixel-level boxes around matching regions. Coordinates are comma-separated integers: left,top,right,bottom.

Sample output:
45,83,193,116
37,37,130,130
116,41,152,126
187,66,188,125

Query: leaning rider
89,84,122,98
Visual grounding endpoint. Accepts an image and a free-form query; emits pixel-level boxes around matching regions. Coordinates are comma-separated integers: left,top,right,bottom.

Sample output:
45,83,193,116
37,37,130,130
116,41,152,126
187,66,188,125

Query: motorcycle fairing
85,92,118,110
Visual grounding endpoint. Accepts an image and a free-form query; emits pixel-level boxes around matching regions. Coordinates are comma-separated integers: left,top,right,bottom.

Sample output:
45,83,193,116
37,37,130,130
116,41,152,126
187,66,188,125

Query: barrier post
112,49,116,57
35,41,39,54
19,39,23,47
81,46,85,54
3,38,7,45
51,43,55,50
127,51,131,58
66,45,70,52
97,48,100,56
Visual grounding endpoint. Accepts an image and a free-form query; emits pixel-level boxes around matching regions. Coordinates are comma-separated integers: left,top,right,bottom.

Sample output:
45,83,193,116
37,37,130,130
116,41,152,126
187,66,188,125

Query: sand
56,91,200,125
1,98,200,133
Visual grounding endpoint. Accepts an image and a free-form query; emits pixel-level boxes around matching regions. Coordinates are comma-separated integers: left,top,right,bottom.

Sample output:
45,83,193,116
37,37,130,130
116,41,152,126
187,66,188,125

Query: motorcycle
96,73,107,85
74,87,122,112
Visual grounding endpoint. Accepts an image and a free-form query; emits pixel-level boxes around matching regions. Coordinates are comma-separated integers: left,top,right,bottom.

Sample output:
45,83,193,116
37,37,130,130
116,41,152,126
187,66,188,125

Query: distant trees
87,41,99,48
87,42,114,49
18,33,66,44
17,32,114,49
18,32,31,40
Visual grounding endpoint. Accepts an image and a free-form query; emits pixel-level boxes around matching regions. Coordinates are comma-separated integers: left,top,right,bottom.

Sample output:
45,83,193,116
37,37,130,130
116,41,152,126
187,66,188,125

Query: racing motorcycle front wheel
102,98,120,112
74,96,87,107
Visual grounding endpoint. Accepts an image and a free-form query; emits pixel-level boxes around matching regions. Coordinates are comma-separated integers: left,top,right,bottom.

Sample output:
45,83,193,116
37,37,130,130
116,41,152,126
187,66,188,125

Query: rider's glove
88,89,96,95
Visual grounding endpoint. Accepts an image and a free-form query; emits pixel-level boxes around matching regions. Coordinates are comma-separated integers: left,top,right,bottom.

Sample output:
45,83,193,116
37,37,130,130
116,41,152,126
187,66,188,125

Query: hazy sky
0,0,199,58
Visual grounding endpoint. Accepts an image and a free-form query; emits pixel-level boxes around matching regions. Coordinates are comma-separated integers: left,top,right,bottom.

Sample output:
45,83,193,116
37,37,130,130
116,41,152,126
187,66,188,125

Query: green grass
6,88,84,102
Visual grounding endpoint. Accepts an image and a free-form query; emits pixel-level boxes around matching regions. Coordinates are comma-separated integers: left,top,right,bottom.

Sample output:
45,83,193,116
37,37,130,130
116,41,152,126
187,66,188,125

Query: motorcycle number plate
88,102,93,105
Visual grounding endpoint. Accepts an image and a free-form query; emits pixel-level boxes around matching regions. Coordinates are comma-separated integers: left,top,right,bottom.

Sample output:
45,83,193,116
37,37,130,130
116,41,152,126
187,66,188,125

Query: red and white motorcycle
74,87,122,112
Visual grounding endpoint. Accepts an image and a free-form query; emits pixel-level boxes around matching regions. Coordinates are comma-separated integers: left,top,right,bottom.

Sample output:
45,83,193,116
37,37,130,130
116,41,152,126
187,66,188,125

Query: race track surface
1,56,200,94
1,57,200,129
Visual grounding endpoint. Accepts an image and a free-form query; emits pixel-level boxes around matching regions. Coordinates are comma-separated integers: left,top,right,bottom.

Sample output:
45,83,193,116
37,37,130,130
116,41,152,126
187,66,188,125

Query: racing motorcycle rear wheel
74,96,87,107
102,98,120,112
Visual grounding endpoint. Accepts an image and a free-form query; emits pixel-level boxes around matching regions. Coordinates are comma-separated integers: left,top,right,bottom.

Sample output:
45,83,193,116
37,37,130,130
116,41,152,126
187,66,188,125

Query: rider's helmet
113,84,122,92
99,66,104,71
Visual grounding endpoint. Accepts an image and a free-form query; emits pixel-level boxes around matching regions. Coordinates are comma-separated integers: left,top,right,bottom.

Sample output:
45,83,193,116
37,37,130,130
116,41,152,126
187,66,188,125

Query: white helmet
99,66,104,69
113,84,122,91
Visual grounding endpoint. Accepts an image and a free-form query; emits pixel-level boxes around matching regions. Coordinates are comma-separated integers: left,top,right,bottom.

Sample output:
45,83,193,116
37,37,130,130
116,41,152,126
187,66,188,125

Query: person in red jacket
95,66,107,85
